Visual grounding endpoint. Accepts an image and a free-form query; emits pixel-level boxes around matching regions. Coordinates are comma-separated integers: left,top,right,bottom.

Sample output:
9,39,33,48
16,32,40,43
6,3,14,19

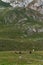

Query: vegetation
0,7,43,51
0,0,11,7
0,51,43,65
0,1,43,65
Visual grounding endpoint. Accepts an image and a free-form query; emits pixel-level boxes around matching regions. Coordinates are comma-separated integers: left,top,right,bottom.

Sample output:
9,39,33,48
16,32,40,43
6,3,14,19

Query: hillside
0,6,43,51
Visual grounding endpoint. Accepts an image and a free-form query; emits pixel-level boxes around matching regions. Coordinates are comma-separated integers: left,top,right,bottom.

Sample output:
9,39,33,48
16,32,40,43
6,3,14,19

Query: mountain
0,6,43,50
1,0,33,8
1,0,43,14
0,0,43,51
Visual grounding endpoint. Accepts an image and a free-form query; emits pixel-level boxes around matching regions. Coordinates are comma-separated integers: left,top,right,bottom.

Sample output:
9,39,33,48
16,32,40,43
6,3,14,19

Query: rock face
27,0,43,14
1,0,43,14
10,0,33,8
1,0,33,7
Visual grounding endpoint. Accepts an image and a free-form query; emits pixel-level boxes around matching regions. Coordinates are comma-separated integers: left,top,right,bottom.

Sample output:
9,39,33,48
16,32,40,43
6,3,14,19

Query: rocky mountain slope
0,0,43,50
28,0,43,14
1,0,43,14
0,6,43,50
1,0,33,7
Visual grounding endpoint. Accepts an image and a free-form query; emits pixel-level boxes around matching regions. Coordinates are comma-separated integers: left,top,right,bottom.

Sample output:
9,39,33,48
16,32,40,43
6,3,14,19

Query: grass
0,24,43,51
0,51,43,65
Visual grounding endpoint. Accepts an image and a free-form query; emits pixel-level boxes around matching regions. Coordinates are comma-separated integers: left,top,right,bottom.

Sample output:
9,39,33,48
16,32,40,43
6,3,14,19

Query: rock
19,56,22,59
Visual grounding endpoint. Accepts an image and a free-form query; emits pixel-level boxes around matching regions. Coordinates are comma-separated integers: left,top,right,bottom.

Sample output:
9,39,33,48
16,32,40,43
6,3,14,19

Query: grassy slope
0,7,43,51
0,51,43,65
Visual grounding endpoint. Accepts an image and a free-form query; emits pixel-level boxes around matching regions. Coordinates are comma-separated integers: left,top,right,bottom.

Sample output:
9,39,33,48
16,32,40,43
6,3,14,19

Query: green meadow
0,51,43,65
